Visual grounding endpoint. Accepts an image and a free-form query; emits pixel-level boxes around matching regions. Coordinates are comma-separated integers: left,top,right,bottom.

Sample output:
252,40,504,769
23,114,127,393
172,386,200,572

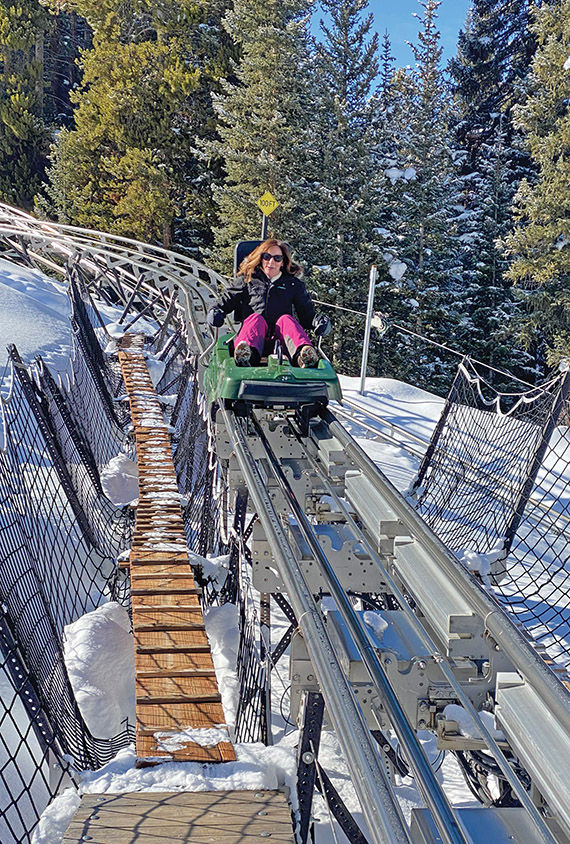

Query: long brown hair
238,238,302,282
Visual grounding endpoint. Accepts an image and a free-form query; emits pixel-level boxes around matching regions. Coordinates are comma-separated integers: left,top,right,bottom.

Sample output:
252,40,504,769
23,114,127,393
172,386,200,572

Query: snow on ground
100,452,139,505
339,375,443,442
31,789,81,844
336,375,443,492
0,258,71,375
0,257,158,381
62,602,135,739
442,705,504,741
203,602,240,730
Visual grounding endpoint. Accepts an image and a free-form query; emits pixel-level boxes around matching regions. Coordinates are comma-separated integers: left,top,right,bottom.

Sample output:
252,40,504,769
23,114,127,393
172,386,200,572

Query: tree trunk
35,29,44,118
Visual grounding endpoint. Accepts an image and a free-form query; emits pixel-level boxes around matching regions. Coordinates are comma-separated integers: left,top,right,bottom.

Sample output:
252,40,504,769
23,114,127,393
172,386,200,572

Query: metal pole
261,213,268,240
259,592,273,745
360,266,377,395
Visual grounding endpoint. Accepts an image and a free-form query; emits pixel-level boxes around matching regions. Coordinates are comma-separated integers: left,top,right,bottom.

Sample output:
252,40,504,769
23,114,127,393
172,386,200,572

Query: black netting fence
414,358,570,667
172,355,220,559
34,358,132,560
0,617,73,844
230,505,269,745
414,359,566,553
234,565,270,745
495,386,570,668
68,264,126,400
0,354,135,843
65,271,133,469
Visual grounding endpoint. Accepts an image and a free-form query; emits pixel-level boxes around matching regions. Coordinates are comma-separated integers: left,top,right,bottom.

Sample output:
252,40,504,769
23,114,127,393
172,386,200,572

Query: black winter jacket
216,268,315,331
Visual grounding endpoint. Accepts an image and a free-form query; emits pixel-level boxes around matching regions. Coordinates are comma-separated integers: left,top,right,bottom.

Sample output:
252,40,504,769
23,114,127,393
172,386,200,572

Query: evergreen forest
1,0,568,393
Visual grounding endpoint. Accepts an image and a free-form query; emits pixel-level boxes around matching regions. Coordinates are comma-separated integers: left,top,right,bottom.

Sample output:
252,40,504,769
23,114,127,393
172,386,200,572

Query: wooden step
137,668,217,679
135,623,206,633
136,644,212,655
132,594,201,607
137,675,221,700
130,563,191,574
137,703,227,732
135,651,215,673
136,735,235,762
134,608,203,625
129,551,188,562
137,694,222,706
131,581,201,592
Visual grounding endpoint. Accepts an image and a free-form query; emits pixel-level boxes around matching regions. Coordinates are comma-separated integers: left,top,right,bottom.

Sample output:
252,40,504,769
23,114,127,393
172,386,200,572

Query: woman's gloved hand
312,312,331,336
207,307,225,328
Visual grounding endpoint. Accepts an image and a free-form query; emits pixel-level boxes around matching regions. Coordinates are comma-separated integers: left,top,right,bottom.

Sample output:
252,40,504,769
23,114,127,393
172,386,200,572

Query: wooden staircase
118,334,235,764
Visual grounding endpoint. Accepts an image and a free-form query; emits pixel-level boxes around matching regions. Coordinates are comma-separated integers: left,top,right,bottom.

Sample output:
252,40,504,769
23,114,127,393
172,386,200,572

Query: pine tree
304,0,380,374
368,34,418,380
0,0,51,207
378,30,395,96
505,0,570,369
205,0,314,274
40,37,199,242
449,0,539,380
383,0,462,392
41,0,233,248
43,11,91,128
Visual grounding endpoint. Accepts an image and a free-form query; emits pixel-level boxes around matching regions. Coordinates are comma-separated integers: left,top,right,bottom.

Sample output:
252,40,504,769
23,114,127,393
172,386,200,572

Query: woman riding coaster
207,239,331,367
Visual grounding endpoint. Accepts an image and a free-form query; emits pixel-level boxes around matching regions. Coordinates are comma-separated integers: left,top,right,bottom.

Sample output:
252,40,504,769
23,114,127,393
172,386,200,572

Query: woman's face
260,246,284,279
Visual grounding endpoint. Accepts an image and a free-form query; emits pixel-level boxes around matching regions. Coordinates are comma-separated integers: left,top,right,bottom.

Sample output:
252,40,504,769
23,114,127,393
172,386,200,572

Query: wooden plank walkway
118,334,235,764
63,791,294,843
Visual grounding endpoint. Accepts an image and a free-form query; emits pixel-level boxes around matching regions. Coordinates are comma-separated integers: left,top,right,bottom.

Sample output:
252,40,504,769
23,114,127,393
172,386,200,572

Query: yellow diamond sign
257,191,279,216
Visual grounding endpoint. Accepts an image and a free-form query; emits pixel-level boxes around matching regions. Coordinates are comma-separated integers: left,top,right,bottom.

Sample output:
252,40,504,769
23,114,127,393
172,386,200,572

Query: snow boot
234,341,252,367
298,344,319,368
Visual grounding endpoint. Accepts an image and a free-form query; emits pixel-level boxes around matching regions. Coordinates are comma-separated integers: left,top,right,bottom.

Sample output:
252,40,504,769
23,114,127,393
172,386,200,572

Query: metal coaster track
226,404,563,844
1,206,569,843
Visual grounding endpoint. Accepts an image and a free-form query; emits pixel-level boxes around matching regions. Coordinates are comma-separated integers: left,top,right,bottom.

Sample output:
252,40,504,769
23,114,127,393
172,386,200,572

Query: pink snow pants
234,313,312,363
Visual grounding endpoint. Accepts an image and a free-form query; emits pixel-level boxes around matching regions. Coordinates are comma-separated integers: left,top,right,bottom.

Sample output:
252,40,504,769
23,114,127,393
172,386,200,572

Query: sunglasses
261,252,283,263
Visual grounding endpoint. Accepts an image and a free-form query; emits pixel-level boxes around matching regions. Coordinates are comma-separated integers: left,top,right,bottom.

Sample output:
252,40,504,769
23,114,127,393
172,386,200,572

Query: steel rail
337,397,432,451
0,204,227,288
251,415,472,844
289,416,558,844
226,410,412,844
323,410,570,735
0,226,221,299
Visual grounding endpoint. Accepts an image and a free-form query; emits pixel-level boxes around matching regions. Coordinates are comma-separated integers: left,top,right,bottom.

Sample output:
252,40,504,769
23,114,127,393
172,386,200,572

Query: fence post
359,265,377,395
503,369,570,553
412,357,467,493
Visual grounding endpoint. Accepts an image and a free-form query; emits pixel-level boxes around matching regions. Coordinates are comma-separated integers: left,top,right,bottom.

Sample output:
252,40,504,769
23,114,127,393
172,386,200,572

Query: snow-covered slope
0,258,71,372
337,374,444,492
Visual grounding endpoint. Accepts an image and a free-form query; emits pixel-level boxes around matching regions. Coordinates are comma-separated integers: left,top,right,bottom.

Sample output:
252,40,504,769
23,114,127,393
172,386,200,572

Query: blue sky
369,0,472,67
314,1,473,70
